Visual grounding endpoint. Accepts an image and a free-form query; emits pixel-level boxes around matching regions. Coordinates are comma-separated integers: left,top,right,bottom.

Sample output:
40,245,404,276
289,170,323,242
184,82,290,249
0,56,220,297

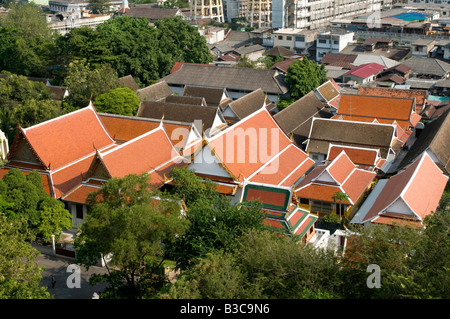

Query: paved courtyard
34,244,109,299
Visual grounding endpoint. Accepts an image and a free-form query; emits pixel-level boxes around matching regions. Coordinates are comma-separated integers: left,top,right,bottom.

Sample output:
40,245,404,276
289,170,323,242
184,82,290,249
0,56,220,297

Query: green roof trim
296,216,318,239
287,209,309,230
242,183,291,211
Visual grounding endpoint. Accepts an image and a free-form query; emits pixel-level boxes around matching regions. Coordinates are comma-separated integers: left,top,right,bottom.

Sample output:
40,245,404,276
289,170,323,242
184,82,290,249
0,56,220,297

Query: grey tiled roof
161,64,288,94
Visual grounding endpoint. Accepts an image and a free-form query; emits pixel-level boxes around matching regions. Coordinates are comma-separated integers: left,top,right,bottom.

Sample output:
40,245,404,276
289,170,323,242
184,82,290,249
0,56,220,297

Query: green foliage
168,167,219,207
0,74,65,143
93,87,140,116
0,169,72,242
0,213,51,299
258,54,284,69
165,229,341,299
276,96,295,111
285,57,328,99
60,16,213,87
153,16,214,67
236,56,258,69
89,0,110,13
0,4,57,77
63,61,121,110
160,0,189,8
75,173,189,299
166,168,265,271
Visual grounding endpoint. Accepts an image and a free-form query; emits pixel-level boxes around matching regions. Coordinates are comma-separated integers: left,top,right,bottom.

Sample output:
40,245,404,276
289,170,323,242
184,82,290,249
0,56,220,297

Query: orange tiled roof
50,153,97,198
327,145,379,167
98,125,183,179
326,151,356,184
248,144,314,187
62,184,102,204
98,113,194,150
362,153,448,223
336,94,418,130
207,107,299,183
357,86,427,114
21,104,115,170
296,151,376,205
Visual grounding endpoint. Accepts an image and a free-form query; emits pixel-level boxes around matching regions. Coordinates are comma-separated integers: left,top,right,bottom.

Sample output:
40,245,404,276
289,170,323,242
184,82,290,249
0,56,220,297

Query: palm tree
332,192,350,220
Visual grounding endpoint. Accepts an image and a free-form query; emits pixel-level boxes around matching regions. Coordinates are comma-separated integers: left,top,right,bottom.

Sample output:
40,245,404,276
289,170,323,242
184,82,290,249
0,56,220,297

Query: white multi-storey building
189,0,225,23
272,0,384,30
316,30,354,61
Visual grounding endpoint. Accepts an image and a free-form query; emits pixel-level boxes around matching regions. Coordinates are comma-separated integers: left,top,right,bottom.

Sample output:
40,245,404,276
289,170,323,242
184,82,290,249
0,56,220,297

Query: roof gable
95,124,182,180
136,101,224,134
307,118,396,158
362,153,448,223
138,81,173,102
207,107,293,182
18,104,115,171
225,88,267,119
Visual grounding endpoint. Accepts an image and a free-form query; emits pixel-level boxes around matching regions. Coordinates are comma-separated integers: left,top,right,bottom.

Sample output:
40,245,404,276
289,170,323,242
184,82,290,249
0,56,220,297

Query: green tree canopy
285,57,328,99
0,3,57,77
0,74,65,143
166,168,265,271
93,87,140,116
60,16,213,87
164,229,341,299
0,213,51,299
75,173,189,299
0,169,72,242
63,61,122,110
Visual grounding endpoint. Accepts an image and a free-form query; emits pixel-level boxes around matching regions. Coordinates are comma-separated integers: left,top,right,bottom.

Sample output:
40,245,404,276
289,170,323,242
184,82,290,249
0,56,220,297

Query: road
34,244,109,299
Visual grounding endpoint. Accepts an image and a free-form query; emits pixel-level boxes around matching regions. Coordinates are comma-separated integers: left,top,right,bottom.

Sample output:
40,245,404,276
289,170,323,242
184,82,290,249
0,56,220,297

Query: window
299,198,309,205
287,36,292,41
295,35,305,42
333,40,339,45
278,35,283,40
318,39,327,44
76,204,84,219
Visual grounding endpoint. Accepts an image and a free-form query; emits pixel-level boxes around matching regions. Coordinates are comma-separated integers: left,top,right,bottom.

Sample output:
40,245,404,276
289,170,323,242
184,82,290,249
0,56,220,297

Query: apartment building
316,30,354,61
272,28,317,54
272,0,383,30
189,0,225,23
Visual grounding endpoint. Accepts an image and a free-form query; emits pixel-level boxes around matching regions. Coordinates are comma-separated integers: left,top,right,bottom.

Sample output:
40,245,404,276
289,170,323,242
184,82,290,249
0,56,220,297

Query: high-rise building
189,0,225,23
272,0,383,30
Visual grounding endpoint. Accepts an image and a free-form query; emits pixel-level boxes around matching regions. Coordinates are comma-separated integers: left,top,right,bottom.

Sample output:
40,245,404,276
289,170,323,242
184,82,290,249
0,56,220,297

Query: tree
153,17,214,67
74,173,189,299
0,169,72,242
0,213,51,299
0,74,65,143
166,168,265,270
332,191,350,220
63,61,122,110
164,229,341,299
93,87,140,116
0,4,57,77
285,57,328,99
89,0,110,13
236,56,258,69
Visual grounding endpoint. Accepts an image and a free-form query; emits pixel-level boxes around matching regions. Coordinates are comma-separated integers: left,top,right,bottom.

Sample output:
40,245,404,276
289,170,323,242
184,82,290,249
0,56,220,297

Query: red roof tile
327,145,380,167
342,63,385,79
336,94,419,130
296,151,376,205
362,153,448,223
22,105,115,170
98,125,182,179
207,107,296,182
